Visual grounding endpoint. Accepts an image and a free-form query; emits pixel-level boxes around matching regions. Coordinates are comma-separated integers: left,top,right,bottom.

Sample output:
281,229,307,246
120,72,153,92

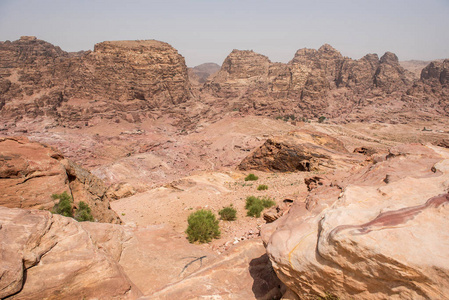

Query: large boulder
0,136,121,223
262,144,449,299
0,207,141,299
238,130,357,172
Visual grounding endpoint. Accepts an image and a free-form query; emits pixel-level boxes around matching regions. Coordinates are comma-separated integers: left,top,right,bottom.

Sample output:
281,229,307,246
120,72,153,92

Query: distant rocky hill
188,62,221,84
0,37,448,126
400,59,444,78
204,44,449,122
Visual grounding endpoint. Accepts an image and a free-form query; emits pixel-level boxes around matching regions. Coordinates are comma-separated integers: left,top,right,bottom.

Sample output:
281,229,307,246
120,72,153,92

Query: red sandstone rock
238,130,357,172
0,136,120,223
0,37,191,125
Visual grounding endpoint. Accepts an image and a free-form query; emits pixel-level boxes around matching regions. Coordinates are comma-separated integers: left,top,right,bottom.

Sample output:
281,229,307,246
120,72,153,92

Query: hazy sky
1,0,448,67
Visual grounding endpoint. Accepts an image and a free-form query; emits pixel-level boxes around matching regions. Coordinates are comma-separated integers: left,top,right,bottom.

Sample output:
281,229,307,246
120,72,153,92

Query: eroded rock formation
0,36,191,124
204,45,449,122
0,136,120,223
0,207,140,299
238,130,357,172
262,144,449,299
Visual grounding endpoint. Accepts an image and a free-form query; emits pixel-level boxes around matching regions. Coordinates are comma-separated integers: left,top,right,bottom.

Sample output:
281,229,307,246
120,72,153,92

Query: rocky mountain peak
421,59,449,86
318,43,343,58
380,51,399,64
0,37,191,122
20,35,37,40
361,53,380,64
93,39,173,53
220,49,270,79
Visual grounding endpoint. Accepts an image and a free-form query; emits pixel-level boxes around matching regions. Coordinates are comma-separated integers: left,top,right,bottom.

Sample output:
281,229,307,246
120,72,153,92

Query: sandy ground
111,169,311,252
4,114,449,253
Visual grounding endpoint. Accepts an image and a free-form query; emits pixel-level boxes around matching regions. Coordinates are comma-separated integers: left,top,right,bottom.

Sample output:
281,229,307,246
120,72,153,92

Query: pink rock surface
146,239,283,300
0,207,141,299
262,144,449,299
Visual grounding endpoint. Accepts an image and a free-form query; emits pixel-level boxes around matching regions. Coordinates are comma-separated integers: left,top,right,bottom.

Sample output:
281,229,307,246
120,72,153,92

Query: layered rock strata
0,36,190,124
206,45,448,122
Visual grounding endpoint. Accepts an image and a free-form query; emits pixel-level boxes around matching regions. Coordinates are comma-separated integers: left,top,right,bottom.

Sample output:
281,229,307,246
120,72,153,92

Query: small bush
261,196,276,208
74,201,94,222
318,116,326,123
257,184,268,191
247,203,264,217
219,205,237,221
51,191,73,217
245,196,276,218
245,173,259,181
245,196,259,209
186,209,221,243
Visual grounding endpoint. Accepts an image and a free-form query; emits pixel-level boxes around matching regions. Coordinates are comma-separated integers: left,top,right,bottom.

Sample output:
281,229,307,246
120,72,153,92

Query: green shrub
257,184,268,191
186,209,221,243
74,201,94,222
244,173,259,181
219,205,237,221
261,196,276,208
51,191,73,217
247,203,264,217
318,116,326,123
245,196,276,218
245,196,259,209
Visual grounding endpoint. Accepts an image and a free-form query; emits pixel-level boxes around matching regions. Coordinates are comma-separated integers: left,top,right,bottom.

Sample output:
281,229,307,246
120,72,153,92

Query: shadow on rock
249,253,284,300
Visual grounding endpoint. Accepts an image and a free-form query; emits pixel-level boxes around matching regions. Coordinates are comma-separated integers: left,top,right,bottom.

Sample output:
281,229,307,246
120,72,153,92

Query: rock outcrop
204,45,449,122
0,136,121,223
238,130,357,172
0,204,281,299
0,36,191,124
405,59,449,115
0,207,140,299
147,239,284,300
262,144,449,299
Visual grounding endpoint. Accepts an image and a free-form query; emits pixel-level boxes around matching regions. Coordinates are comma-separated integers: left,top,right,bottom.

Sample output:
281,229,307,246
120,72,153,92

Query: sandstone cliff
0,136,121,223
0,36,191,124
204,45,449,122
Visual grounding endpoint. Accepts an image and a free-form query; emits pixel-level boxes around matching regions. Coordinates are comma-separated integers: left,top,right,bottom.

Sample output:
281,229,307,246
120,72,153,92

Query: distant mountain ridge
0,36,448,126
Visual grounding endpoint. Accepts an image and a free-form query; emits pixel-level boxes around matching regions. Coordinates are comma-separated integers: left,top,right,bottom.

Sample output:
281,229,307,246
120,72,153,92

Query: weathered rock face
0,36,191,123
373,52,412,93
0,136,121,223
238,130,357,172
206,50,271,99
421,59,449,86
0,207,141,299
405,59,449,115
204,44,447,122
262,144,449,299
